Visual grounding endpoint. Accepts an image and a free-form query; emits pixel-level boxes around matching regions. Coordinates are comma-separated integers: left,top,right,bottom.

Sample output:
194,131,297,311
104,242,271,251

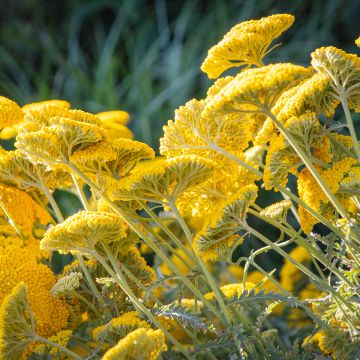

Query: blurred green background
1,0,359,149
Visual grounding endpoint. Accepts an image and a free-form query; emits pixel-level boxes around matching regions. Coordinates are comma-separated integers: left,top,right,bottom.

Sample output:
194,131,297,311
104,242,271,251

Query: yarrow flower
102,328,167,360
201,14,294,78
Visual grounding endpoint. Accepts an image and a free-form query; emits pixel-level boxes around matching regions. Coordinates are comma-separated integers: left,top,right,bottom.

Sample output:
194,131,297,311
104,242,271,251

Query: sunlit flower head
201,14,294,78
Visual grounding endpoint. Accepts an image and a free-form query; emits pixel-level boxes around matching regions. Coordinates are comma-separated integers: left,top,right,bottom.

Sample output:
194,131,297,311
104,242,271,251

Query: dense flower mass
0,12,359,360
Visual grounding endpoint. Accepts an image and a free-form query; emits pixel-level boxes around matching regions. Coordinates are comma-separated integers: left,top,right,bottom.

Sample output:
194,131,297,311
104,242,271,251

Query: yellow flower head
0,243,69,338
93,311,149,343
201,14,294,78
102,328,167,360
311,46,360,112
0,283,35,360
16,116,105,166
203,63,312,118
0,97,24,140
194,184,258,261
205,282,255,300
22,100,70,113
70,138,155,181
260,199,292,220
40,211,130,254
0,183,52,236
0,150,72,192
113,155,215,205
96,110,133,139
356,36,360,47
34,329,72,356
297,157,356,232
160,98,254,159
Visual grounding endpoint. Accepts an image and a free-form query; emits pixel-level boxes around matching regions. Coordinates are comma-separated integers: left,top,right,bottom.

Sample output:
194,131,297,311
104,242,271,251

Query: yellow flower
0,241,69,338
0,283,35,360
41,211,130,254
203,63,312,118
194,184,257,261
311,46,360,112
22,100,70,113
0,150,72,192
34,329,72,355
297,157,356,232
93,311,150,343
205,282,255,300
96,110,133,139
0,183,52,236
161,98,255,159
0,97,25,140
102,328,167,360
113,155,215,205
201,14,294,78
356,36,360,47
260,199,292,220
70,138,155,181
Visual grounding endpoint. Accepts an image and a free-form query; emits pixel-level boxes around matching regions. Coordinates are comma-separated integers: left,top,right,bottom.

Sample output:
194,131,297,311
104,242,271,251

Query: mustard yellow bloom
356,36,360,47
201,14,294,78
0,183,52,236
0,242,69,338
96,110,133,139
22,100,70,113
93,311,149,343
194,184,257,261
203,63,312,118
70,138,155,181
260,199,292,220
205,282,255,300
102,328,167,360
41,211,130,254
161,98,255,159
0,97,24,140
113,155,215,205
0,283,35,360
297,157,356,232
311,46,360,112
0,150,72,192
34,329,72,355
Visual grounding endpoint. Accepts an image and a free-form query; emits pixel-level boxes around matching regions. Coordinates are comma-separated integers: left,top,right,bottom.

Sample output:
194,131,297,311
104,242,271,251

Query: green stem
34,335,82,360
72,292,103,318
95,246,191,359
170,203,233,328
264,109,349,220
71,173,90,210
41,184,64,222
340,92,360,163
141,202,197,265
248,208,353,287
244,225,358,315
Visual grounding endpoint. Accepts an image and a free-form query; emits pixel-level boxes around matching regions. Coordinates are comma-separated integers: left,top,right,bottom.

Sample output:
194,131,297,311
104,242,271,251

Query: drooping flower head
194,184,258,261
0,283,36,360
15,105,106,166
201,14,294,78
203,63,312,118
40,211,131,255
311,46,360,112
